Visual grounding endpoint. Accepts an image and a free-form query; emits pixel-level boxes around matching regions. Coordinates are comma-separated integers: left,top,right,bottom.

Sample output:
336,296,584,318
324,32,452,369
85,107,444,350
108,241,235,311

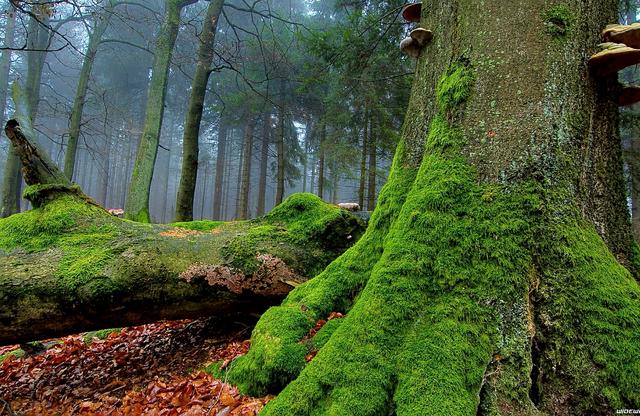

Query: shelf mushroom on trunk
589,23,640,106
399,3,433,58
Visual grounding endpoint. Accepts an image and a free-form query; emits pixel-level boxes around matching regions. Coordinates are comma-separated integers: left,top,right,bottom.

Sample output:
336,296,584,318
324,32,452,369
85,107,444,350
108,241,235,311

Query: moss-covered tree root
225,58,640,415
0,190,364,345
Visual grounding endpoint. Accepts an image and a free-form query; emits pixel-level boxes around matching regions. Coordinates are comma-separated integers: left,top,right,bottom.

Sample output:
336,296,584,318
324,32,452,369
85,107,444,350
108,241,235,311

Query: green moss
309,319,342,351
0,348,25,363
227,138,418,397
169,220,225,231
266,193,364,247
536,214,640,411
543,5,574,37
82,328,121,344
0,193,108,252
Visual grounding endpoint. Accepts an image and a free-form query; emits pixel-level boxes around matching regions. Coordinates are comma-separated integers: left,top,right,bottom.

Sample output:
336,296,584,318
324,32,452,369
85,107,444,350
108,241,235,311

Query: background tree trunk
1,2,48,217
275,81,286,205
125,0,187,223
174,0,224,222
366,122,376,211
63,0,114,180
237,115,256,220
212,117,228,220
256,111,271,217
227,1,640,415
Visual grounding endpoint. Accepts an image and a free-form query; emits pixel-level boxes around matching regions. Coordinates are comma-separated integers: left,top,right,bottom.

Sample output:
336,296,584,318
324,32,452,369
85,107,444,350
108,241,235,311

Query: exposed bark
276,80,286,205
63,0,114,180
0,2,16,121
366,120,376,211
358,105,369,209
237,115,256,220
317,121,326,199
125,0,190,223
174,0,224,222
4,85,70,189
256,112,270,216
227,1,640,415
212,118,228,219
1,2,48,218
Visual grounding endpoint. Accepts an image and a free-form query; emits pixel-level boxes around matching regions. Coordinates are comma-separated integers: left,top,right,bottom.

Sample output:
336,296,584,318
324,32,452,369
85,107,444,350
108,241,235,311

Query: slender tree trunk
302,118,312,193
275,82,286,205
366,120,377,211
99,135,112,206
63,0,114,180
358,105,369,209
229,1,640,415
174,0,224,222
256,111,270,216
125,0,191,222
212,118,228,219
237,114,256,220
317,121,326,199
0,2,16,121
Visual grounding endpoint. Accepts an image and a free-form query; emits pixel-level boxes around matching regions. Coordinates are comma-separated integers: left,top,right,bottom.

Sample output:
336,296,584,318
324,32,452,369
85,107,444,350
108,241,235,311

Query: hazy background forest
0,0,412,224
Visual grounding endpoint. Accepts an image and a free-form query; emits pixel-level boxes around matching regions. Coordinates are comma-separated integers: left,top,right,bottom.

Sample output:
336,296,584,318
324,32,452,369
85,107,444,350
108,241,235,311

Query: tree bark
0,2,16,121
256,111,271,216
275,81,286,205
174,0,224,222
63,0,114,180
317,121,326,199
212,118,228,220
358,104,369,209
125,0,189,223
226,1,640,414
366,119,376,210
237,114,256,220
1,1,48,218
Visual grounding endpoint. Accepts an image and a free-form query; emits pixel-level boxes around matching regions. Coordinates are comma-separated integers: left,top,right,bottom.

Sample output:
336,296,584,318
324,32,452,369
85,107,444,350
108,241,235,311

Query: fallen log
0,86,364,345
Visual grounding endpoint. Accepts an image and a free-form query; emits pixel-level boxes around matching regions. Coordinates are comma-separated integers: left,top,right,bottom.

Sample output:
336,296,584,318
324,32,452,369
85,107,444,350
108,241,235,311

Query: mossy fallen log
0,188,363,344
0,84,364,345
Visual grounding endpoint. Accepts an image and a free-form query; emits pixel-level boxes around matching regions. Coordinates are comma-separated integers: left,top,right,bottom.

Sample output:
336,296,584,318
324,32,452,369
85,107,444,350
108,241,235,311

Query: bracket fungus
617,85,640,106
401,2,422,23
603,23,640,49
400,28,434,58
588,43,640,77
399,3,432,59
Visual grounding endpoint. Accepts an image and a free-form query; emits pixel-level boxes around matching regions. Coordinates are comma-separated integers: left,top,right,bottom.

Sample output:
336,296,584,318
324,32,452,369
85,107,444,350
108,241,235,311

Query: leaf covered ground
0,318,272,415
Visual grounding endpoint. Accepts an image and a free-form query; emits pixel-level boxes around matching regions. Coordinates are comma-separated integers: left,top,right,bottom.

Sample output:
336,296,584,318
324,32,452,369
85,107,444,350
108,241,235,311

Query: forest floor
0,316,273,415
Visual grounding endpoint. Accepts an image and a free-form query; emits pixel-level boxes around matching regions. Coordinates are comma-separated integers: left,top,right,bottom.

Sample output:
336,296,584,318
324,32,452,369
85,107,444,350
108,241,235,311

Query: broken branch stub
4,120,70,188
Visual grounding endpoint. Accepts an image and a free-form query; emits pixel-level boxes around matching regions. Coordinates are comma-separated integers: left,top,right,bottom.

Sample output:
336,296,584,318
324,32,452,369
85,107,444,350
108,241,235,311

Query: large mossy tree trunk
226,1,640,414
